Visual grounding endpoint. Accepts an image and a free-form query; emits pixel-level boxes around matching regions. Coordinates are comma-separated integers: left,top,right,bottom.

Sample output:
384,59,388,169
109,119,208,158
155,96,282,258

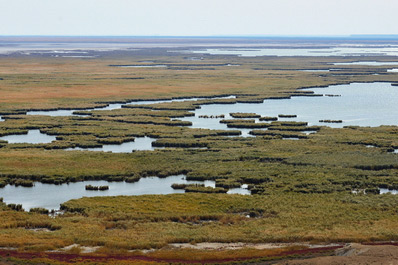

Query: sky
1,0,397,36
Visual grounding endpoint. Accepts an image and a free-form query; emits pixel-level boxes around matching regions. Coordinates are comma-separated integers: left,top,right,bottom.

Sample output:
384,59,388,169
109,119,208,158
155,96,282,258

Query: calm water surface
26,96,236,116
67,137,156,152
0,176,252,211
179,83,398,129
0,129,56,144
332,61,398,66
380,188,398,195
190,47,398,57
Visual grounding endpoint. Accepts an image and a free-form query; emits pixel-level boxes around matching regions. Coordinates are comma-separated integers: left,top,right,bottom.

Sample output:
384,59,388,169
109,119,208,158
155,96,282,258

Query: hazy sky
1,0,397,36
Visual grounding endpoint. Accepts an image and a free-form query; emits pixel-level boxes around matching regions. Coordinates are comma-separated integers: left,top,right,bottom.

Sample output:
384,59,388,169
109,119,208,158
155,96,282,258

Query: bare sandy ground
168,242,340,251
276,243,398,265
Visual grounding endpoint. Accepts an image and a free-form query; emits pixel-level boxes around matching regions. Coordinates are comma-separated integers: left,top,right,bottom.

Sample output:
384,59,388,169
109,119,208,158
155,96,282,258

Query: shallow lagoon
180,82,398,130
26,96,236,116
0,176,252,211
67,137,156,152
0,129,56,144
190,47,398,57
10,83,398,143
331,61,398,66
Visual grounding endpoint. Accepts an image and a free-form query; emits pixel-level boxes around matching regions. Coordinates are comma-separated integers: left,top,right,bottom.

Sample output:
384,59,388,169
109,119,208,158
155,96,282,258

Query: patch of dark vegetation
10,179,34,187
117,77,145,80
230,112,261,118
171,183,187,189
152,139,208,148
249,130,308,139
85,185,109,191
220,119,270,129
29,207,49,215
125,176,140,183
354,165,398,171
319,119,343,123
198,114,225,119
259,116,278,121
278,114,297,118
7,203,24,211
185,184,227,193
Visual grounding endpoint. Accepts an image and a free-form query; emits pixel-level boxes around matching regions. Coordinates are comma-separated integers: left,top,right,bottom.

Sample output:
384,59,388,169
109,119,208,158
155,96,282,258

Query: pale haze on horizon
1,0,397,36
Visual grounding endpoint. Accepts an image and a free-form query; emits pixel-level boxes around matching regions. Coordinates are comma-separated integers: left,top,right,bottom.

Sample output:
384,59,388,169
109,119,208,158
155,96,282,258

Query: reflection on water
0,175,251,211
66,137,156,152
0,129,56,144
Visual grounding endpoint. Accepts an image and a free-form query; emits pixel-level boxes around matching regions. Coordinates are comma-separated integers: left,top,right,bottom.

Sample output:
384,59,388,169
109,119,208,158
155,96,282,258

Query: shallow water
0,176,251,211
380,188,398,195
27,109,77,116
332,61,398,66
0,129,56,144
114,65,167,68
26,96,236,116
300,69,330,72
190,47,398,57
179,83,398,130
227,184,251,195
67,137,156,152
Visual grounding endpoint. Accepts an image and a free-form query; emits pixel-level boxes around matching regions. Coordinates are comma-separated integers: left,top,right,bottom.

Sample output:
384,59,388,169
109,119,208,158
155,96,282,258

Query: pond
0,129,56,144
380,188,398,195
179,82,398,130
66,137,157,152
0,175,250,211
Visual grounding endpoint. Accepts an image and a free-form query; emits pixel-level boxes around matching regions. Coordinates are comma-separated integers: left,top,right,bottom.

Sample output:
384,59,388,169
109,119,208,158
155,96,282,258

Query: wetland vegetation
1,39,398,263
